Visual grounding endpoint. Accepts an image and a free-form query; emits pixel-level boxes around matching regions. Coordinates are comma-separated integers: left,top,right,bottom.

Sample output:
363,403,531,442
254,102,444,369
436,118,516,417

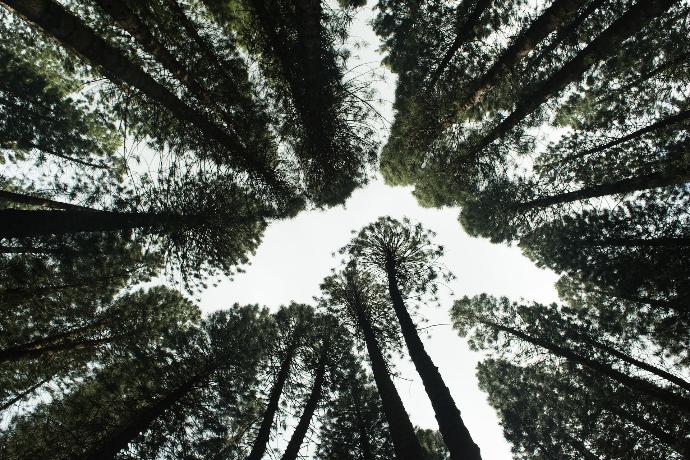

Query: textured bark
454,0,587,114
280,340,330,460
427,0,493,89
474,0,680,153
352,299,426,460
484,319,690,413
246,337,300,460
0,209,175,239
78,369,211,460
514,167,690,211
386,262,481,460
0,189,95,211
0,0,283,188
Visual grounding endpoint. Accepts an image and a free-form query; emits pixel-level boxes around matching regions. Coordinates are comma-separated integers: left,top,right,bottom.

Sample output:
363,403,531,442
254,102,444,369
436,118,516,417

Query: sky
198,5,561,459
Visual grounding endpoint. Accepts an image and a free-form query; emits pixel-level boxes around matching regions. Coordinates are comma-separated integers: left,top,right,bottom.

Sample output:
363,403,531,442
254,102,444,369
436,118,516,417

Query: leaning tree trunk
352,299,426,460
0,190,95,211
473,0,680,153
484,319,690,414
0,0,284,189
280,340,330,460
77,368,212,460
385,261,481,460
0,209,173,239
246,337,300,460
513,167,690,211
453,0,586,115
427,0,493,89
0,375,52,412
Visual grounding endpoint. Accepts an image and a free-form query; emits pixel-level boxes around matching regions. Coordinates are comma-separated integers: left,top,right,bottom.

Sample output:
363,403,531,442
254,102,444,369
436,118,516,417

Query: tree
344,217,481,460
321,262,426,460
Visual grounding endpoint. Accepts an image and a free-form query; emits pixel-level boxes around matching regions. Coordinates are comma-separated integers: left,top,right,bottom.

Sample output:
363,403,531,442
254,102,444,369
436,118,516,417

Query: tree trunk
0,189,95,211
563,329,690,391
427,0,493,89
0,375,52,412
352,299,426,460
454,0,586,115
0,209,175,239
385,261,481,460
280,340,330,460
78,368,212,460
350,380,375,460
0,0,283,189
246,337,300,460
484,319,690,413
514,167,690,211
0,318,112,363
555,107,690,166
474,0,679,153
564,433,599,460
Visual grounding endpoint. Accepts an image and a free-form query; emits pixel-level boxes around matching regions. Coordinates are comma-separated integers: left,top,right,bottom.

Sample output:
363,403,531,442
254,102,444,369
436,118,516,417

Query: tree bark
385,261,481,460
0,0,284,189
454,0,586,115
350,380,375,460
0,375,52,412
483,319,690,413
352,299,425,460
0,318,111,363
0,209,176,239
280,340,330,460
514,167,690,211
473,0,680,153
77,368,212,460
0,189,95,211
427,0,493,89
246,337,300,460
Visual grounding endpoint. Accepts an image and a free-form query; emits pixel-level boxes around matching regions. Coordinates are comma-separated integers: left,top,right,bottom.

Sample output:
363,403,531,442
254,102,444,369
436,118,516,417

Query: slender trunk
474,0,679,153
0,190,95,211
0,318,111,363
352,299,426,460
605,404,690,456
6,140,110,169
0,209,175,239
78,368,212,460
0,0,283,189
280,341,330,460
246,338,300,460
552,107,690,166
563,329,690,391
0,336,121,363
454,0,586,115
350,381,375,460
93,0,231,123
0,375,52,411
385,261,481,460
427,0,493,89
483,319,690,413
514,167,690,211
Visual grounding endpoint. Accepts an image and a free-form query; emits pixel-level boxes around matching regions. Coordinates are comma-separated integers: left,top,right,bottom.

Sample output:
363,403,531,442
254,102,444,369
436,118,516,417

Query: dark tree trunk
474,0,679,153
563,329,690,391
78,369,211,460
0,375,52,411
0,318,112,363
427,0,493,89
385,262,481,460
246,338,300,460
350,380,375,460
514,167,690,211
0,209,175,239
280,341,330,460
454,0,586,114
484,319,690,413
352,300,425,460
0,190,95,211
0,0,284,189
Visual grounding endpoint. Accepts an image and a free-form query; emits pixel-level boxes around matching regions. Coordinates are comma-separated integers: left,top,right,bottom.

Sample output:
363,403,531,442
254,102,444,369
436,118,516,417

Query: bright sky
198,5,561,459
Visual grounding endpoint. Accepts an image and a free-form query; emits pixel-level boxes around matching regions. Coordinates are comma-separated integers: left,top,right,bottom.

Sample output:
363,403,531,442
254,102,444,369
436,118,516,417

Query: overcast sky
198,5,561,459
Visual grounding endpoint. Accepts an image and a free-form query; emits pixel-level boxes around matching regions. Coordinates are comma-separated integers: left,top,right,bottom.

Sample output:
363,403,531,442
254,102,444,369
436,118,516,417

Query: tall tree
345,217,481,460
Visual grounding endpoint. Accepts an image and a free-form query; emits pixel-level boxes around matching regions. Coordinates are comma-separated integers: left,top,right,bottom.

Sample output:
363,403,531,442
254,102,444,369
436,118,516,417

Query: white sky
198,5,561,459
